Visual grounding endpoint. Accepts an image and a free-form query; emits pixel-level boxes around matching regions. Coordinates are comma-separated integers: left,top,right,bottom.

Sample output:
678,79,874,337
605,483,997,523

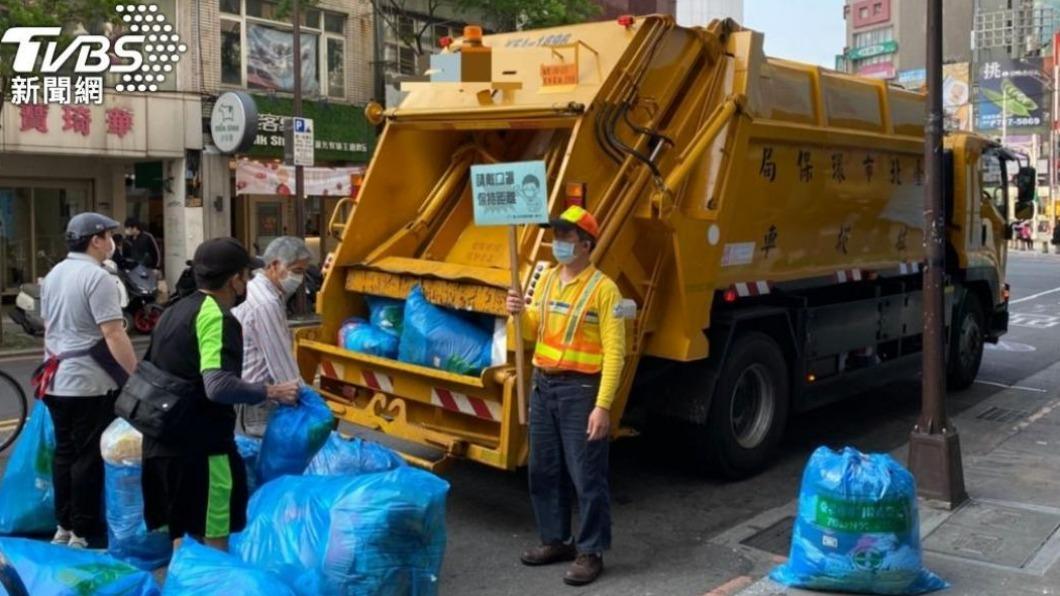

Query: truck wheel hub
730,363,775,449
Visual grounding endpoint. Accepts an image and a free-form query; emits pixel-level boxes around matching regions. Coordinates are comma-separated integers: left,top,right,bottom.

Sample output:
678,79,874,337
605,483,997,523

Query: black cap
192,237,265,281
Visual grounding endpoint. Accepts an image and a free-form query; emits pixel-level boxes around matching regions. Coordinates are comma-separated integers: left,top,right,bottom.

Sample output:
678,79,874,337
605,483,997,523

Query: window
399,46,416,76
873,2,882,15
860,7,869,19
852,26,893,48
221,20,242,85
217,1,345,98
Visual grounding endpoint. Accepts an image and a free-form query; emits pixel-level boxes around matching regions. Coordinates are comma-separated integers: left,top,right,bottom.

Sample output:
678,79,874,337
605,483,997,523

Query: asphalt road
0,251,1057,595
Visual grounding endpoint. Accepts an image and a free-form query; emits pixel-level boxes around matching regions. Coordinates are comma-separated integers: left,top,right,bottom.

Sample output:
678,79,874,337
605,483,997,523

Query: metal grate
975,406,1032,423
740,516,795,557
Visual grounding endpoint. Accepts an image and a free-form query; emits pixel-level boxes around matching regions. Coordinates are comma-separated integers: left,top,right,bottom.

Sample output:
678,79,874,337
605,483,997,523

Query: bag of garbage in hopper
0,536,160,596
233,467,449,596
257,385,334,483
101,419,172,570
162,537,295,596
399,285,492,376
339,318,399,359
365,296,404,337
0,401,56,535
770,446,948,595
235,434,262,494
306,432,406,477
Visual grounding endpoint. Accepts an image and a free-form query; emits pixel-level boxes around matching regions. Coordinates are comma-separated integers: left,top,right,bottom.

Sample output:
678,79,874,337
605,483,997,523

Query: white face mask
280,272,304,298
106,236,116,259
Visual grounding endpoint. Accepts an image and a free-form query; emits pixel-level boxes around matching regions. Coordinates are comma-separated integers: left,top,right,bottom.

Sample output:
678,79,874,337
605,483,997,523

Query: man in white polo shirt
37,213,138,548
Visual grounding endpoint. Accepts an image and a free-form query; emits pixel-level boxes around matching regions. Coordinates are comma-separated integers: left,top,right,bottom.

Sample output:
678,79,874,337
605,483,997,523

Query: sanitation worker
506,205,626,587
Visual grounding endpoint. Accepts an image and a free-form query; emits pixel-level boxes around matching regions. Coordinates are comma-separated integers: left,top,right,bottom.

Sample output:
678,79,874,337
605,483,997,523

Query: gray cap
65,212,120,240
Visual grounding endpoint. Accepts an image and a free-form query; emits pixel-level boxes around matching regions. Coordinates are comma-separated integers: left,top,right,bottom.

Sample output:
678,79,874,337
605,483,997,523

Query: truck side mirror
1015,201,1035,221
1016,166,1037,203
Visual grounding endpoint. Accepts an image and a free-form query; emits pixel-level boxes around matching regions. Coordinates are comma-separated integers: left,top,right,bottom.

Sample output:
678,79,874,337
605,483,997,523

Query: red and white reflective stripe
835,269,863,283
898,262,921,275
320,359,345,380
431,387,501,421
362,370,394,393
733,281,771,297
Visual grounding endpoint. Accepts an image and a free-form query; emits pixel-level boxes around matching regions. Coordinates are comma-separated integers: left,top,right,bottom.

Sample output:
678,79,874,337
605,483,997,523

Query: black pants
43,393,116,538
528,371,611,554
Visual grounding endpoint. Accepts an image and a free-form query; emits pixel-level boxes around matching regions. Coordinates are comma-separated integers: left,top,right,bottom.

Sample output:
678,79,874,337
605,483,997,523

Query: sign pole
509,225,528,425
292,0,307,315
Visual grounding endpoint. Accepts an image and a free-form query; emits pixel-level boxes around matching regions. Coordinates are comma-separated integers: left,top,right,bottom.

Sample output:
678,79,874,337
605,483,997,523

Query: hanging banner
942,63,971,131
975,57,1046,132
235,159,364,196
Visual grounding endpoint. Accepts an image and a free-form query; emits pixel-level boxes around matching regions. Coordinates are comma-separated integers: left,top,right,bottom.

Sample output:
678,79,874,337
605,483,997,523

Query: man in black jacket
123,218,161,269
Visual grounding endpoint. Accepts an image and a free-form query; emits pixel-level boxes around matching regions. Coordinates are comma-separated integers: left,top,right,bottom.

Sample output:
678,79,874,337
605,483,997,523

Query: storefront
0,93,201,295
222,94,375,261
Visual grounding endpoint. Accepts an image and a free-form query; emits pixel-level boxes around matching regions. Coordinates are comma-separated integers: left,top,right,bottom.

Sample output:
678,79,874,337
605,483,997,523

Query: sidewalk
717,361,1060,596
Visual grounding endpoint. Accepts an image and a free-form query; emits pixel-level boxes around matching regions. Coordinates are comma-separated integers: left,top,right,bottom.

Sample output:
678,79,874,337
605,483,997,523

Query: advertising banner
975,58,1046,132
246,24,319,95
943,63,972,131
235,159,363,197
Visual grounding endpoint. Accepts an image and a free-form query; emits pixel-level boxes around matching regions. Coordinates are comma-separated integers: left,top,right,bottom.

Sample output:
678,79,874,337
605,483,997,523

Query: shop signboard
847,40,898,61
975,57,1046,133
236,95,376,163
857,62,896,80
211,91,258,154
896,68,926,89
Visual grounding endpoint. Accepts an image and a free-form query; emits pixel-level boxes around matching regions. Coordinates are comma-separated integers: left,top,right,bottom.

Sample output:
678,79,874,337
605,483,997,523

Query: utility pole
908,0,968,508
292,0,307,314
372,1,387,105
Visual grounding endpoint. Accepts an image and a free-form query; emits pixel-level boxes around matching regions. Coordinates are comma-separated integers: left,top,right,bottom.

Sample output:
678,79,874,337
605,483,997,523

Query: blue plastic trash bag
100,418,172,570
233,467,449,596
399,285,492,376
162,537,295,596
340,318,400,359
306,432,406,476
257,385,334,483
235,434,262,494
365,296,404,337
0,536,160,595
770,446,948,595
0,401,56,535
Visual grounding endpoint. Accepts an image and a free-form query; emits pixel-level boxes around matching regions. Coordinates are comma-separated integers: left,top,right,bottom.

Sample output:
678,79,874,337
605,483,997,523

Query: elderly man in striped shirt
232,236,312,435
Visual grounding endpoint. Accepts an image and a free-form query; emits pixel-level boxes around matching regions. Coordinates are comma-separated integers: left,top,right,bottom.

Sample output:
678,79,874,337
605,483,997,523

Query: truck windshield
980,149,1014,216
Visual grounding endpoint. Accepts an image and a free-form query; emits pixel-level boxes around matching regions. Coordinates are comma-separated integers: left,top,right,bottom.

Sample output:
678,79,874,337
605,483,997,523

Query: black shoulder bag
114,335,198,442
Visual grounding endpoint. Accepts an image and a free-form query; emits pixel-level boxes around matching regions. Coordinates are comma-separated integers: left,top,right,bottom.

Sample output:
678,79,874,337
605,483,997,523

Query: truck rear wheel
948,294,985,391
700,332,789,479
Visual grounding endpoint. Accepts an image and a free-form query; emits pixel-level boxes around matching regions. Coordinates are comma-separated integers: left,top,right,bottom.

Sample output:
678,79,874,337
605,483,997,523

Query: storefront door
249,197,289,255
0,180,92,294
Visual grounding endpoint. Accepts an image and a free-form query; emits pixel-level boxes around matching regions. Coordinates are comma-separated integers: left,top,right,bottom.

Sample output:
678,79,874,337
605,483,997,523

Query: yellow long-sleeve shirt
520,265,626,410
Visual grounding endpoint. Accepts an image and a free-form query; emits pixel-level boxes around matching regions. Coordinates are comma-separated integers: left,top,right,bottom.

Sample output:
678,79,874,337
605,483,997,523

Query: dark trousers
43,393,116,538
528,371,611,554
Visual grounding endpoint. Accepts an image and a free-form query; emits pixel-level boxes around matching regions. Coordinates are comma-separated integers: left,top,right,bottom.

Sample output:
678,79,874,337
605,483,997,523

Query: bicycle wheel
0,369,29,453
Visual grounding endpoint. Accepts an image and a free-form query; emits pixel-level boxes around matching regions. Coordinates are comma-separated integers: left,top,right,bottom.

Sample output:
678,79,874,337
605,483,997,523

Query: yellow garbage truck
295,16,1029,478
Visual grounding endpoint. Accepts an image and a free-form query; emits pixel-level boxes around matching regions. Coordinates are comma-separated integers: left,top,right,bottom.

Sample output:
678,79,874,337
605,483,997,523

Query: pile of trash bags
0,536,160,595
770,446,949,595
235,434,263,495
233,467,449,595
164,537,294,596
257,385,335,483
100,418,172,570
0,401,56,535
339,285,495,377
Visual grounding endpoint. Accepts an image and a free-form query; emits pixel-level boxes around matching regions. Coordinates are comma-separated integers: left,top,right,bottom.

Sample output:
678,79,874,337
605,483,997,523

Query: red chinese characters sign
16,104,135,138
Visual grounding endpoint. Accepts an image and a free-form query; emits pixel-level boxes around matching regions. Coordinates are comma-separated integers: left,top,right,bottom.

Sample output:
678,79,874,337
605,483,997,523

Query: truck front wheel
948,294,985,391
699,332,790,479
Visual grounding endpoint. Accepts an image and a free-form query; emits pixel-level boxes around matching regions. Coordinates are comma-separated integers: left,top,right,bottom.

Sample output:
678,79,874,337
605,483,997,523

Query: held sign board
470,161,550,226
210,91,258,153
284,116,315,166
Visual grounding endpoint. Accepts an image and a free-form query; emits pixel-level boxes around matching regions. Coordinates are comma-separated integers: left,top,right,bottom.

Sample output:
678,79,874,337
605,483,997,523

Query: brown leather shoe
563,553,603,586
520,542,577,566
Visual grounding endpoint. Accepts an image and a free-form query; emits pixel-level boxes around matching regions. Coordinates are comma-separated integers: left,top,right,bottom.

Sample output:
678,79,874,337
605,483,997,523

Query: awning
235,158,365,196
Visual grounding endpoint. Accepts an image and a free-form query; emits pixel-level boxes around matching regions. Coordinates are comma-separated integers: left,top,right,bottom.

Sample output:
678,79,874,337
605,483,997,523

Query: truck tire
700,331,790,479
948,294,985,391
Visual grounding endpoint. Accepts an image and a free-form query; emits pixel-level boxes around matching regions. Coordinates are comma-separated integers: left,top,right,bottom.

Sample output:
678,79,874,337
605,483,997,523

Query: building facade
676,0,743,27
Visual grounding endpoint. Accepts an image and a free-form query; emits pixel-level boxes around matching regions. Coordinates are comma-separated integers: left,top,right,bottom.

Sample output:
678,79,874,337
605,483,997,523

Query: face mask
280,272,304,298
106,236,116,259
552,240,576,264
233,277,248,307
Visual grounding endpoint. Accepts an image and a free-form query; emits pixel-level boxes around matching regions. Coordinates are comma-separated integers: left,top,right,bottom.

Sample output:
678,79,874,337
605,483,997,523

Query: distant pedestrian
1051,219,1060,254
1020,221,1034,250
232,236,312,436
506,206,627,587
122,218,161,270
36,213,138,548
141,237,298,553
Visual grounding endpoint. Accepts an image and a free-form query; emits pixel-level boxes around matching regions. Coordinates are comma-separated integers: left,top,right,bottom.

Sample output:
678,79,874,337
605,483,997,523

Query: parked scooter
163,260,196,308
118,263,162,334
8,251,56,336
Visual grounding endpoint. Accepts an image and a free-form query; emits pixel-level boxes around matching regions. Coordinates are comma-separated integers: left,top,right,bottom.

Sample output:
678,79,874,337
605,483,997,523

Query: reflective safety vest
532,268,607,374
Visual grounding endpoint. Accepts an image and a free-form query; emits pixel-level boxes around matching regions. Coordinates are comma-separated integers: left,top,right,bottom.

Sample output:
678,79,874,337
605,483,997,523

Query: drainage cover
975,406,1033,424
740,516,795,557
923,501,1060,568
